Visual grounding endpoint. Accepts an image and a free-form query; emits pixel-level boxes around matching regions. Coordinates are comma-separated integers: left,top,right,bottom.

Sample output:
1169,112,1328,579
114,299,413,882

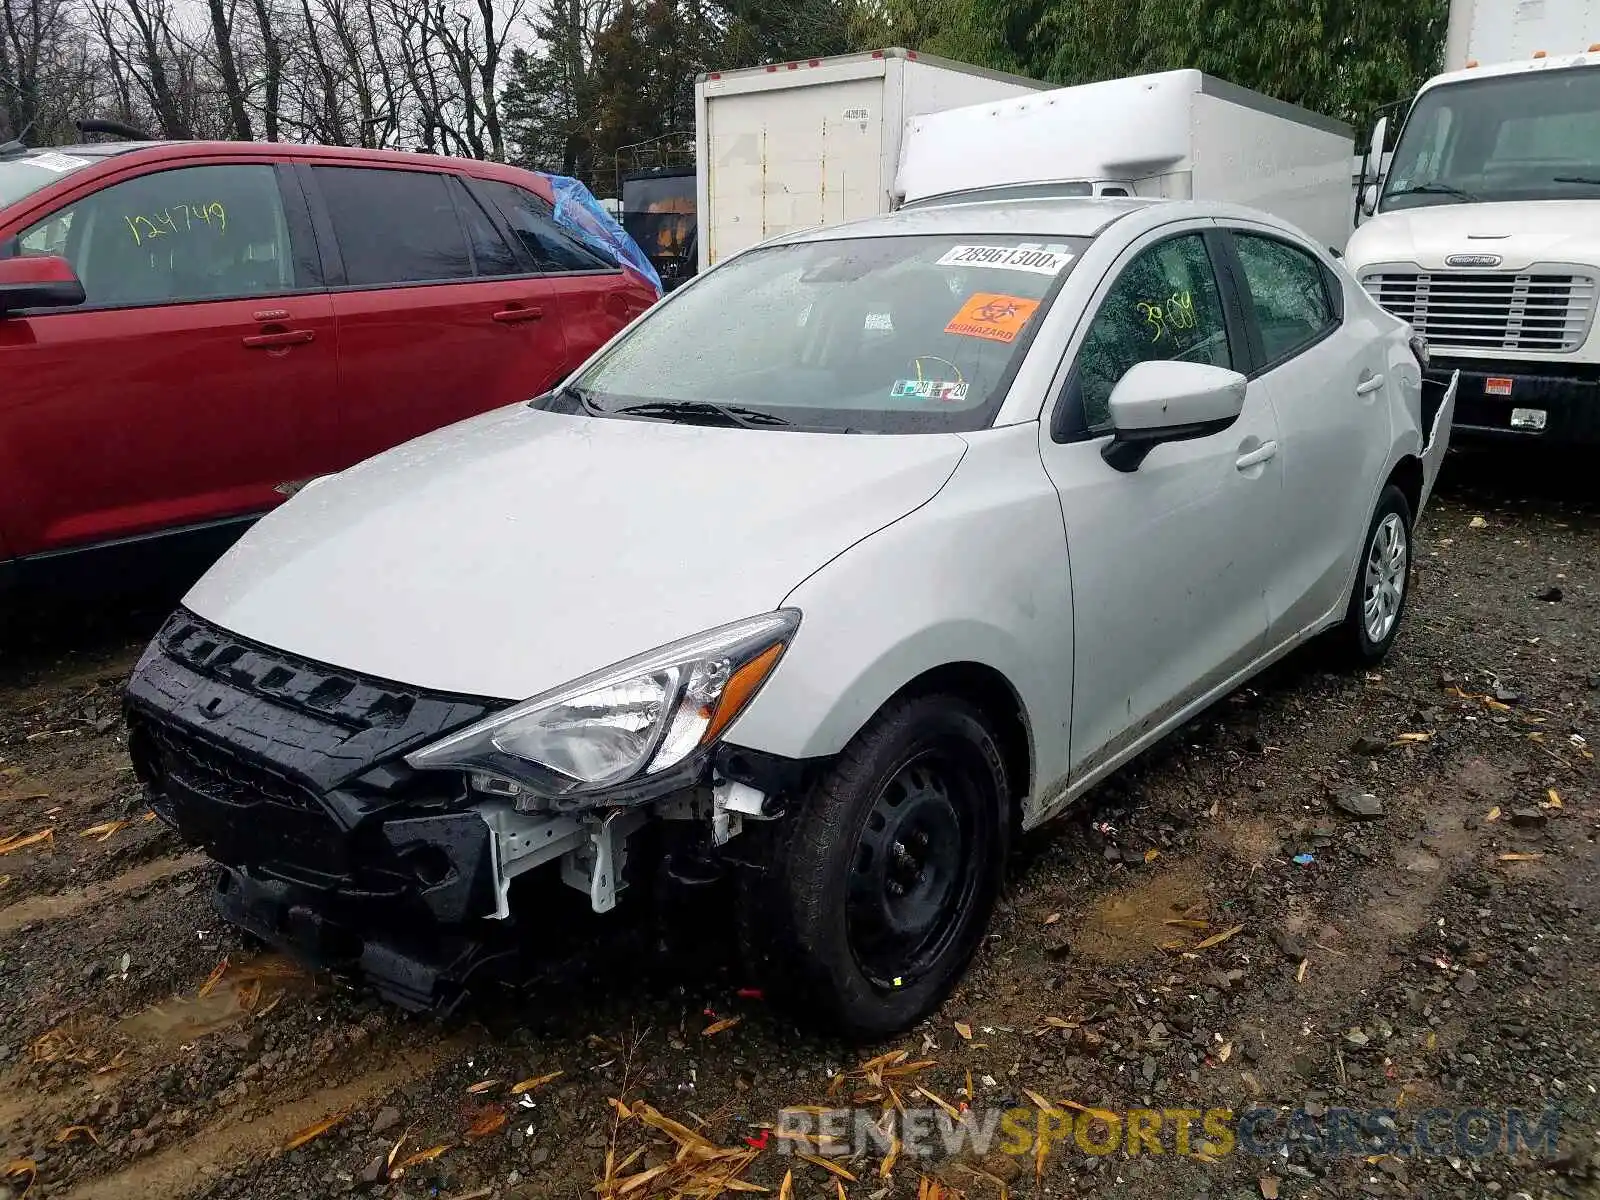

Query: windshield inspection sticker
27,150,92,174
945,293,1042,344
892,379,970,402
936,245,1074,275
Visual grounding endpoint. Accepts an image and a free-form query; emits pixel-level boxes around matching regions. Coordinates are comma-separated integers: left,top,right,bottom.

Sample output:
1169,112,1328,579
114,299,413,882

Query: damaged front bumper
124,610,753,1012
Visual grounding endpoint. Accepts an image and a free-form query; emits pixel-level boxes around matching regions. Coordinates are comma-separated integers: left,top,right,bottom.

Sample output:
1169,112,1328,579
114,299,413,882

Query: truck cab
1345,49,1600,444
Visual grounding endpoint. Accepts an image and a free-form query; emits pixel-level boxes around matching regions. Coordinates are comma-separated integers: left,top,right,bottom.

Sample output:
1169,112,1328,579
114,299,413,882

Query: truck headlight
405,611,799,800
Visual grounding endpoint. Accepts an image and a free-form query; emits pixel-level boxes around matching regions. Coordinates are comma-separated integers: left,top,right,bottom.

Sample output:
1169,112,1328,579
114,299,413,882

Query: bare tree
206,0,252,138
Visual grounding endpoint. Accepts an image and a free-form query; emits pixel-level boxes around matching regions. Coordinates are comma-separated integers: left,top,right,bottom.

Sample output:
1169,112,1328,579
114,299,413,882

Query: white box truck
1345,0,1600,446
895,70,1357,254
694,48,1044,271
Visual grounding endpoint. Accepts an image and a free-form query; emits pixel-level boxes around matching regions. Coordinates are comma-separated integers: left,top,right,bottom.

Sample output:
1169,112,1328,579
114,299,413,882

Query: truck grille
1361,271,1597,353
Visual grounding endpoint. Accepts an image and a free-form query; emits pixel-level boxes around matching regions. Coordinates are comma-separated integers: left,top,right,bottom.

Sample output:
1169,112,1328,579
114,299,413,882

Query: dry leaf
799,1154,858,1182
1216,1042,1234,1064
54,1126,99,1145
1484,697,1511,712
1468,515,1488,528
466,1079,500,1095
390,1144,451,1178
1022,1089,1059,1114
1544,789,1563,810
1296,959,1309,984
880,1130,901,1180
1259,1176,1281,1199
283,1110,346,1151
0,875,10,890
510,1070,563,1094
954,1022,973,1040
1144,848,1160,863
614,1164,672,1196
386,1123,416,1173
0,828,54,856
915,1086,961,1119
1190,924,1245,951
3,1159,37,1200
702,1016,742,1037
465,1106,507,1139
1486,806,1502,822
778,1168,794,1200
836,1179,849,1200
78,820,129,842
1499,852,1544,862
1042,912,1061,925
1392,732,1431,744
198,957,230,1000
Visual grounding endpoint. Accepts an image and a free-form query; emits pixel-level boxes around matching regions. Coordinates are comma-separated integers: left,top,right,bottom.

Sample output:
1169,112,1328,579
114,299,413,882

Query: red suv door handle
493,305,544,324
243,329,315,349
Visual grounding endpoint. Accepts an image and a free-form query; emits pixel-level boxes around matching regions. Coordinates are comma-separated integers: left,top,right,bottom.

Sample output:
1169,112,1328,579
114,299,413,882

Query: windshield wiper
531,383,607,416
1386,182,1480,203
612,401,793,429
1551,175,1600,186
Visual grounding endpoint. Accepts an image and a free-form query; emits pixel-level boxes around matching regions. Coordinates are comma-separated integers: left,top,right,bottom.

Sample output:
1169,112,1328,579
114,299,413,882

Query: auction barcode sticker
936,244,1074,275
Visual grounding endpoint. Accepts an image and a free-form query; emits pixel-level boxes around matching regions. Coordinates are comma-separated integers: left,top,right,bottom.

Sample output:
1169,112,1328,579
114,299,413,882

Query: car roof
766,196,1314,247
29,139,558,202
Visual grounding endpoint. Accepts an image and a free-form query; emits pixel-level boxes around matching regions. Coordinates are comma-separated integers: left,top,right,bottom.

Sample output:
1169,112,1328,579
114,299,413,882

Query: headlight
405,610,799,801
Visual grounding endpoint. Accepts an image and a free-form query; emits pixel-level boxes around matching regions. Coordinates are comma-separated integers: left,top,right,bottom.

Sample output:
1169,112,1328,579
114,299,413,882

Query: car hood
1347,201,1600,273
184,406,967,699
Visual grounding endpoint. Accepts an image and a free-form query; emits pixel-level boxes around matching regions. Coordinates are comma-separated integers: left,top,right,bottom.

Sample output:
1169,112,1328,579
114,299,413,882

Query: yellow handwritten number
1138,301,1166,343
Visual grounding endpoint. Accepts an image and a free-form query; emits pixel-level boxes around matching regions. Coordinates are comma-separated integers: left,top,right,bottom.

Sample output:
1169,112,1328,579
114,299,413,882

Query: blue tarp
537,173,663,297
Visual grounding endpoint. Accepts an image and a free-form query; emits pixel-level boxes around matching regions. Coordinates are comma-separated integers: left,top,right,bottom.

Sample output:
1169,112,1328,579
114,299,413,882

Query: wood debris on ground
826,1048,937,1111
595,1099,767,1198
511,1070,564,1094
0,828,55,856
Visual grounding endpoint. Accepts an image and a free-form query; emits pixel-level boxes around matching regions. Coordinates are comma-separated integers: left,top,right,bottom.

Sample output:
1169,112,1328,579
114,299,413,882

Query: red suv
0,140,657,595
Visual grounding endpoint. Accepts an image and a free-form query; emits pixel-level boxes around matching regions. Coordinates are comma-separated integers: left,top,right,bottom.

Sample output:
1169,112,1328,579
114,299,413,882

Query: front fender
722,426,1075,822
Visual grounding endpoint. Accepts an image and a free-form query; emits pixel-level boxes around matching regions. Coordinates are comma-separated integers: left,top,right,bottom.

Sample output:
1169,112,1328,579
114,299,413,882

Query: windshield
552,233,1088,433
0,150,95,209
1381,66,1600,210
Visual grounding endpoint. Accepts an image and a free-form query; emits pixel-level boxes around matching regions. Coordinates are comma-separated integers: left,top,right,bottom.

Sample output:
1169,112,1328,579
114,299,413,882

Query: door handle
243,329,315,349
1356,373,1385,395
1235,441,1279,470
493,305,545,324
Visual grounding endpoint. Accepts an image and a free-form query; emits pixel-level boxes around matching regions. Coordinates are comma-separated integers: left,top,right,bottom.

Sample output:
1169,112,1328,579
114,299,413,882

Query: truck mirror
1368,116,1388,174
1362,183,1380,217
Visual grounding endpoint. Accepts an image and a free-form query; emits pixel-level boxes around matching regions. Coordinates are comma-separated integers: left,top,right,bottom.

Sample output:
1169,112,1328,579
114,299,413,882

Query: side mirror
1102,360,1247,473
1362,183,1380,217
0,255,85,316
1367,116,1389,177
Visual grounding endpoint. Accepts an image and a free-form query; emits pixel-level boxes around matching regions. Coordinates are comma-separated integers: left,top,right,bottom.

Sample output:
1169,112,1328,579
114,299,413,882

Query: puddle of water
117,955,317,1045
1075,863,1210,962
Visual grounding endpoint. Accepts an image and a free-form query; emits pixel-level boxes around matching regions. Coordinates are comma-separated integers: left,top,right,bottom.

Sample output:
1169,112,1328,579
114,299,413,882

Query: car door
0,159,335,559
1222,226,1391,644
1037,225,1283,781
303,163,572,467
469,176,655,367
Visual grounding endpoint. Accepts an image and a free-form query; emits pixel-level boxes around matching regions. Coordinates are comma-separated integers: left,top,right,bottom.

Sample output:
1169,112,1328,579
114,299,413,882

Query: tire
736,694,1010,1040
1334,484,1413,666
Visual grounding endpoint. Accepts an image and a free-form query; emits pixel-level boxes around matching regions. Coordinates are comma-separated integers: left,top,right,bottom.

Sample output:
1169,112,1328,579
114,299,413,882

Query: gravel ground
1,448,1597,1200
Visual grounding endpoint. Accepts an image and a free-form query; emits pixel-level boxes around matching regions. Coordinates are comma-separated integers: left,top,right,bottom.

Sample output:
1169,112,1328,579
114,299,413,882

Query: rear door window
477,179,614,273
451,179,520,277
1230,234,1339,365
14,163,295,307
315,166,473,286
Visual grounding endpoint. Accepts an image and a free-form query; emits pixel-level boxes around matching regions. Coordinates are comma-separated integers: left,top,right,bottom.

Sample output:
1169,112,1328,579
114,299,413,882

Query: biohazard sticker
891,379,970,402
936,244,1074,275
944,293,1042,344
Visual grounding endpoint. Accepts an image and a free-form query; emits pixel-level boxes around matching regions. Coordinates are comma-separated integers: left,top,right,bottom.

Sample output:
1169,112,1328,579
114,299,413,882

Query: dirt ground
2,449,1598,1200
